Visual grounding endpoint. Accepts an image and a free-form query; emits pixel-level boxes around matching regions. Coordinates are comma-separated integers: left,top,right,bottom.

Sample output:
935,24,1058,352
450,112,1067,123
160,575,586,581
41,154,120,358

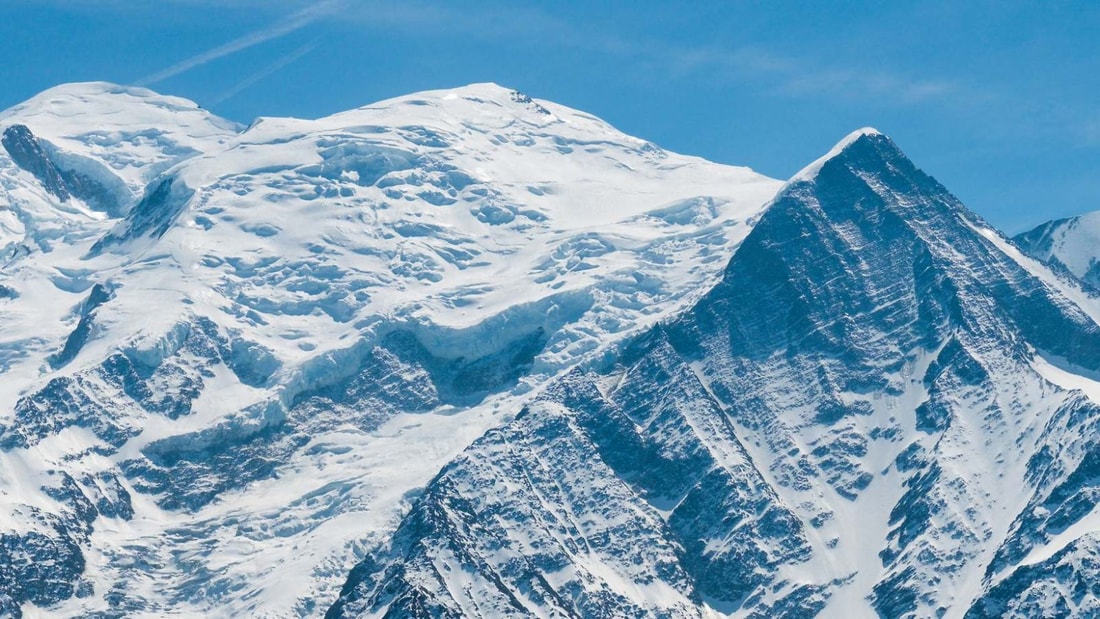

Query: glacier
2,82,1100,618
0,82,778,617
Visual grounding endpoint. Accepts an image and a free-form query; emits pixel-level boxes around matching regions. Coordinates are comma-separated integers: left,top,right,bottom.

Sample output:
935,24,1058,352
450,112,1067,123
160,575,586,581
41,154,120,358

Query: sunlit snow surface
1015,210,1100,291
7,82,1100,619
0,82,780,616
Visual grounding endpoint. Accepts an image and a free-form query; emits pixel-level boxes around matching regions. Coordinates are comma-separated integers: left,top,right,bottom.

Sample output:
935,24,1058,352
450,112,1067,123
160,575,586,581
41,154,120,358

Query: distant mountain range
1015,212,1100,291
1,82,1098,618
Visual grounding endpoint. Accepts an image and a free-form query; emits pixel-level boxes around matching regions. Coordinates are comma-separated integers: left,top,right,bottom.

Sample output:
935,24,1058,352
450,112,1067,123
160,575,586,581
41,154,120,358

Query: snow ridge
788,127,882,183
4,81,1100,619
0,82,779,617
1015,210,1100,291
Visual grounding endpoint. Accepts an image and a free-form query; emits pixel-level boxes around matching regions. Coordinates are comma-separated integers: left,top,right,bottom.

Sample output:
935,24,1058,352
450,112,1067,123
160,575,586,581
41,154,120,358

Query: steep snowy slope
0,83,239,383
1015,211,1100,291
0,83,780,617
0,83,243,617
328,130,1100,618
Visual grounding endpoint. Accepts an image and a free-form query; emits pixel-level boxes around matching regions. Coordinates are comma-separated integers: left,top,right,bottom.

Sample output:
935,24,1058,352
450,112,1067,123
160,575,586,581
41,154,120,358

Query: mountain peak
342,82,548,117
789,127,886,184
762,126,955,235
317,82,640,140
378,81,529,104
1,81,229,124
1015,210,1100,289
19,80,155,98
1,81,241,191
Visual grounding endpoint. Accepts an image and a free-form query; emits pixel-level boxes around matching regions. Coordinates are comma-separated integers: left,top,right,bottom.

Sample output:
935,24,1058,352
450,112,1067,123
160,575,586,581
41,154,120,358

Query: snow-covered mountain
327,130,1100,618
1015,211,1100,291
0,82,780,617
4,81,1100,619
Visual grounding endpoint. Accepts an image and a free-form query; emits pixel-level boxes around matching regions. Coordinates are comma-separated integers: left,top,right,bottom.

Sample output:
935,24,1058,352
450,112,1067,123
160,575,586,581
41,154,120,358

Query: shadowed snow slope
328,132,1100,619
0,82,780,617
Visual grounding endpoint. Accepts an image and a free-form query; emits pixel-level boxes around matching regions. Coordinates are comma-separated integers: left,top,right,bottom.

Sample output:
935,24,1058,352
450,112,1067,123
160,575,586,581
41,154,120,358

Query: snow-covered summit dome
1,81,241,191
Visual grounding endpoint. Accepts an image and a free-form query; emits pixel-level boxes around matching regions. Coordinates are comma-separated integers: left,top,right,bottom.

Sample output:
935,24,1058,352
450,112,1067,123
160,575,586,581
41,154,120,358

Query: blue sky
2,0,1098,233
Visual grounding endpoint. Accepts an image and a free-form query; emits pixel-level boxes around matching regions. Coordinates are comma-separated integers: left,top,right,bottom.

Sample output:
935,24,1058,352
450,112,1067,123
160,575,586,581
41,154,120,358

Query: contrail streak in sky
136,0,339,86
208,39,321,105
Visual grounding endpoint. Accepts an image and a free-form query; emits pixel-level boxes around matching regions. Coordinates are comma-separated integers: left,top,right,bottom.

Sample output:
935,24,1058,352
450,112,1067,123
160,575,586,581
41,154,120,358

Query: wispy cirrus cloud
618,41,966,107
124,0,974,113
116,0,960,109
135,0,341,86
325,1,963,109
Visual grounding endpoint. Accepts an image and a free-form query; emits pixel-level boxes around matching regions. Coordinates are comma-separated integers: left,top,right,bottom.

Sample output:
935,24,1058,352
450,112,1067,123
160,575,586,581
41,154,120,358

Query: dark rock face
0,467,133,618
327,352,828,618
0,530,86,618
89,176,192,254
1014,217,1067,259
47,283,114,369
0,315,278,610
0,317,262,451
3,125,73,201
2,124,126,214
327,134,1100,618
967,535,1100,617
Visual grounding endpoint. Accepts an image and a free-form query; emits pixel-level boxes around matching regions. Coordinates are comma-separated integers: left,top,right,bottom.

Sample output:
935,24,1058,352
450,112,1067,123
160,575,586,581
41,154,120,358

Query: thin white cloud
135,0,340,86
321,1,961,109
772,66,957,104
127,0,964,111
208,39,320,105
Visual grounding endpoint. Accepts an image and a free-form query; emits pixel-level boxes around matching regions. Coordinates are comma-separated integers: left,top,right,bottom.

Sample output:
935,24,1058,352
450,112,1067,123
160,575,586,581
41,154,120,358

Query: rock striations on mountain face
327,130,1100,618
